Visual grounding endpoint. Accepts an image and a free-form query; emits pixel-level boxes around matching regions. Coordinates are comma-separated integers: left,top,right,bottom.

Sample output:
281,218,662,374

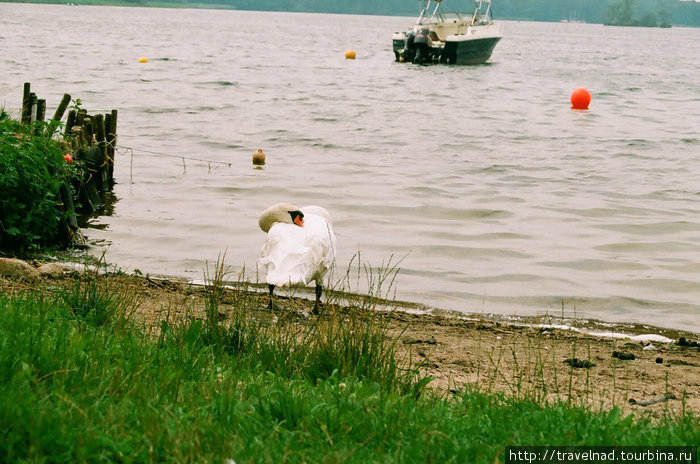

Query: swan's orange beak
293,216,304,227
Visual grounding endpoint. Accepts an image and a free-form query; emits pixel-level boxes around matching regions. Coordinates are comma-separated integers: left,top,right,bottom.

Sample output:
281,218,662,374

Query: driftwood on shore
20,82,119,246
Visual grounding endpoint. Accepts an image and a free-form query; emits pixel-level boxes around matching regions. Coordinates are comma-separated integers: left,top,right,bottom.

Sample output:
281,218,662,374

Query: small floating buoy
252,148,266,166
345,49,356,60
138,56,148,63
570,87,591,110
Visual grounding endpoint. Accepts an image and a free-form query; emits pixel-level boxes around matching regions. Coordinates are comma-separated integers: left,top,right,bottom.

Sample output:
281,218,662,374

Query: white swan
258,203,336,313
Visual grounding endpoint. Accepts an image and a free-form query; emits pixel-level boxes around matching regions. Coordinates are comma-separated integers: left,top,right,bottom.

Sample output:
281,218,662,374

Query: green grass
1,273,698,463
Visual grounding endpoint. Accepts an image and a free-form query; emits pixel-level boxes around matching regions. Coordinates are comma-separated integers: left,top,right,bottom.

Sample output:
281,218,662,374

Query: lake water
2,4,699,333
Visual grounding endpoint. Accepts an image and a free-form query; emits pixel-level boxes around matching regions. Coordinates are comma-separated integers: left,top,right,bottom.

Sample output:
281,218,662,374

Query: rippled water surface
2,4,699,332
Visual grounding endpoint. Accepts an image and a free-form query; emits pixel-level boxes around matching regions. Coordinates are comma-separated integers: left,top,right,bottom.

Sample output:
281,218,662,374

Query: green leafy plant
0,111,79,253
70,98,83,112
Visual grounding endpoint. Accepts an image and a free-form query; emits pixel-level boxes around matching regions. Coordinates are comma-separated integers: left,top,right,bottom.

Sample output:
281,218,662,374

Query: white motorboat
392,0,503,65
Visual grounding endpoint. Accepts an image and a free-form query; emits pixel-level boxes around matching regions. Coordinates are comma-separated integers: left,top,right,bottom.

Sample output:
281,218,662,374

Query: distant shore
3,0,700,28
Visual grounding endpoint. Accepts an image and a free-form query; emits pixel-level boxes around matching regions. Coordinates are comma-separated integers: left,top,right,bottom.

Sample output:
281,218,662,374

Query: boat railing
418,10,494,27
415,0,442,25
414,1,497,31
419,11,470,25
440,12,469,22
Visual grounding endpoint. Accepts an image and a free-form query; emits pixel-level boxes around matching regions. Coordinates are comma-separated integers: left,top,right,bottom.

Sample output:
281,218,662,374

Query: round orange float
571,87,591,110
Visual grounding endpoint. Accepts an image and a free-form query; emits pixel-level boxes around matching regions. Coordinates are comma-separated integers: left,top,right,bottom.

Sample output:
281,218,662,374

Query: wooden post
75,109,86,127
30,93,38,123
94,113,106,147
70,126,84,150
33,99,46,134
58,182,79,243
52,94,72,122
36,99,46,122
83,116,94,145
21,82,31,124
46,93,71,135
93,113,108,191
104,113,113,182
66,109,76,135
104,113,112,148
107,109,118,181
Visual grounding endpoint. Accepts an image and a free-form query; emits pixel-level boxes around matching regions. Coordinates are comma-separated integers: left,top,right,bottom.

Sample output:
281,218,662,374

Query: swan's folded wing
302,213,336,278
260,223,316,286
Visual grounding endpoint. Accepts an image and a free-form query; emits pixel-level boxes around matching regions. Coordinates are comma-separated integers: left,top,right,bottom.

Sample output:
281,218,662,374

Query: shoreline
146,270,700,343
49,261,700,341
2,258,699,418
55,255,700,338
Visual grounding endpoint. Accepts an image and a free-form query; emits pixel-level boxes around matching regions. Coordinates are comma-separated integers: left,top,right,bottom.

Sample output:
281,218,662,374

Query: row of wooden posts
21,82,119,246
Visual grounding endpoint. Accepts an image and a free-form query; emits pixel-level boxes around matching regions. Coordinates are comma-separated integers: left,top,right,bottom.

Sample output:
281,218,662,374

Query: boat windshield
416,0,494,26
415,0,442,25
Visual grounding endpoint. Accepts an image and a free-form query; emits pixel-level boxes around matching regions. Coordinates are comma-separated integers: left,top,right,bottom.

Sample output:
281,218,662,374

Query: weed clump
161,253,424,395
0,111,79,253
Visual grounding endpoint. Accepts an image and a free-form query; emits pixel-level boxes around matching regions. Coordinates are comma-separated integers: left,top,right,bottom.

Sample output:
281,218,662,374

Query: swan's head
259,203,304,232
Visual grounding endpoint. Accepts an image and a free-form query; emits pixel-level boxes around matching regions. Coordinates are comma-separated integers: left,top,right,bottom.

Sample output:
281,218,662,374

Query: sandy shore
3,269,699,419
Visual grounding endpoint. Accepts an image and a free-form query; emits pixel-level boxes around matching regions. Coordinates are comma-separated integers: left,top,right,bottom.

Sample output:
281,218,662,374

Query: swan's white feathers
259,205,336,287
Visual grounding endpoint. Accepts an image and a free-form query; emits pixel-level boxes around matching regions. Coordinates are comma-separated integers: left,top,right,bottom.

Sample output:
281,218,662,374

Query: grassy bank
1,266,698,463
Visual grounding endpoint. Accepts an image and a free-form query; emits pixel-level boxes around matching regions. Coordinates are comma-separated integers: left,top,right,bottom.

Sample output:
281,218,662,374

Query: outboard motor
402,30,416,62
412,27,432,64
392,32,407,61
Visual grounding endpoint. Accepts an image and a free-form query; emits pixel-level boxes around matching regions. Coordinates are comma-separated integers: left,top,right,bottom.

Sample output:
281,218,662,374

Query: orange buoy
138,56,148,63
345,49,356,60
571,87,591,110
252,148,266,166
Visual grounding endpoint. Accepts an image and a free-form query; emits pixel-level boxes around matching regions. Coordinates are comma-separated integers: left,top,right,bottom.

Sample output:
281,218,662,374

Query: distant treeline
5,0,700,26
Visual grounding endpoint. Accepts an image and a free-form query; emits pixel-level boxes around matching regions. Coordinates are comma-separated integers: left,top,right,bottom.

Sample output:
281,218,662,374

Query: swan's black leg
268,284,275,311
313,284,322,315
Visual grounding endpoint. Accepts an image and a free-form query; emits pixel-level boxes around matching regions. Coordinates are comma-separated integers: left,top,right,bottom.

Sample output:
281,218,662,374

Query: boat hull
443,35,501,64
393,33,501,65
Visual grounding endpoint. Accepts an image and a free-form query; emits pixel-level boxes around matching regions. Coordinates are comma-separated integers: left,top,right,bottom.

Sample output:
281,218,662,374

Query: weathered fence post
75,108,86,127
58,183,79,245
52,94,72,122
107,109,118,181
93,113,108,191
47,93,72,135
36,99,46,122
83,116,94,145
29,93,38,123
104,112,112,152
66,109,76,134
21,82,31,124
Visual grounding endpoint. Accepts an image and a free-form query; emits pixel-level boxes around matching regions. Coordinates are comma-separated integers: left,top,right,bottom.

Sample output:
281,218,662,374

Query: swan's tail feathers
260,244,320,287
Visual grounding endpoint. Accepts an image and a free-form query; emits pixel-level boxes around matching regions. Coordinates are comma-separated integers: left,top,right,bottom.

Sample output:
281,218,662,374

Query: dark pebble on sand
678,337,700,348
563,358,595,368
